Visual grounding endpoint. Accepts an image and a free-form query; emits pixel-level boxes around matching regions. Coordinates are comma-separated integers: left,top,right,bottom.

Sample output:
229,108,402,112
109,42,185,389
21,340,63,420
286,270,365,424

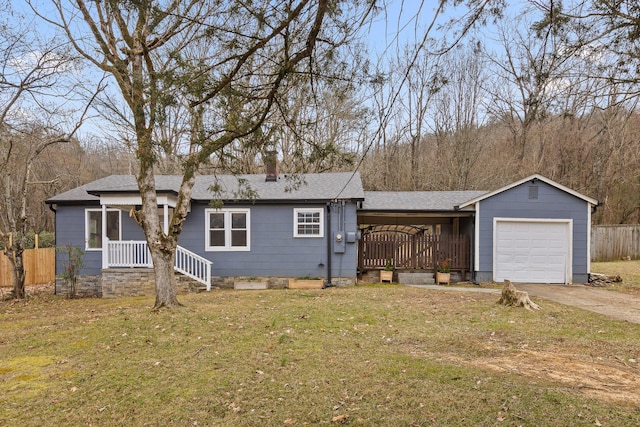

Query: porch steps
175,272,209,292
397,272,435,285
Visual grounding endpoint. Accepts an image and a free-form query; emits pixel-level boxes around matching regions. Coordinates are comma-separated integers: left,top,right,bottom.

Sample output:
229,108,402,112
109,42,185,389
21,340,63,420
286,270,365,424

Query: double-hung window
293,208,324,238
205,208,250,251
85,209,121,250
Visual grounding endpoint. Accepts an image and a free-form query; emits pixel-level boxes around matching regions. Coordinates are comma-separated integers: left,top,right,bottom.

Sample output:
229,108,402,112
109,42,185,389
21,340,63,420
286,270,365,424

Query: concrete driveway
516,284,640,324
410,283,640,324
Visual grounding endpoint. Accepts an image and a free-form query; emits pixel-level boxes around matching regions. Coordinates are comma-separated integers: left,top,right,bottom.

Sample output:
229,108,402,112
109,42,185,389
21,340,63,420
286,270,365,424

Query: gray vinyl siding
55,205,145,276
475,180,589,283
56,202,358,280
179,202,358,279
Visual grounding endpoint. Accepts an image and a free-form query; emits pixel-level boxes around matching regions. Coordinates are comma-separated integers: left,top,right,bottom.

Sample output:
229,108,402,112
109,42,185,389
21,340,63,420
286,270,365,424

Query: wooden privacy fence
358,232,470,273
591,225,640,262
0,248,55,287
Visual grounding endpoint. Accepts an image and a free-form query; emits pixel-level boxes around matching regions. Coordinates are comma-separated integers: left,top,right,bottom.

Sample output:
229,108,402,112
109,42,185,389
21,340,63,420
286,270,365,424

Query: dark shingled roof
46,172,365,204
361,190,488,212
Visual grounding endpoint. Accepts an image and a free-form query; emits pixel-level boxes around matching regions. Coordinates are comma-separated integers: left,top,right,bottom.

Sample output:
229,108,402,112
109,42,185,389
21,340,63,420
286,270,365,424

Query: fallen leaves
331,414,349,424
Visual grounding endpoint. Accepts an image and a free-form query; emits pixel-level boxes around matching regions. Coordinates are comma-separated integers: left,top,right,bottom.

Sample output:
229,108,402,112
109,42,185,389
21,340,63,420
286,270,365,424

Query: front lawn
1,285,639,426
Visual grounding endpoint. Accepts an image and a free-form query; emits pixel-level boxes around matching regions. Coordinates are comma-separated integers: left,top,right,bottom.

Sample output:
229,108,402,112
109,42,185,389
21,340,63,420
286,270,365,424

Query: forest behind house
4,1,640,239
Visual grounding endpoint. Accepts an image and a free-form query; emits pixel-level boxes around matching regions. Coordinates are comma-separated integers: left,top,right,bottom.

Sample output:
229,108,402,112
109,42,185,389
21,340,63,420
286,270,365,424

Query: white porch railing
174,245,212,291
104,239,212,291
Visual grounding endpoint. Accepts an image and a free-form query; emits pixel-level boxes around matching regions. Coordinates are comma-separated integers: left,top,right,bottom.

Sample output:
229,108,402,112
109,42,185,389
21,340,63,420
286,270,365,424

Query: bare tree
39,0,376,308
431,44,487,190
0,3,94,298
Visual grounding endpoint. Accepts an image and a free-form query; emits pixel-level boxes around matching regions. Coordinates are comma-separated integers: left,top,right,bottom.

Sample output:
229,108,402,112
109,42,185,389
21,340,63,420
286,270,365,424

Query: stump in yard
497,280,541,311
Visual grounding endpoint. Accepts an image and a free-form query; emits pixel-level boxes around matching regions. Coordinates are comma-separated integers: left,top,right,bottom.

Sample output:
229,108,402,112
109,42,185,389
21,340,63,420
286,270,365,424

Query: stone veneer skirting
65,271,356,298
55,275,102,298
214,276,356,289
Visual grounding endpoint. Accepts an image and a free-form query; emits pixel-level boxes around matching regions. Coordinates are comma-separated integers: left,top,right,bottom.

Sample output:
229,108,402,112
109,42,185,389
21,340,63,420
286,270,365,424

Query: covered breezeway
358,225,470,273
357,190,485,282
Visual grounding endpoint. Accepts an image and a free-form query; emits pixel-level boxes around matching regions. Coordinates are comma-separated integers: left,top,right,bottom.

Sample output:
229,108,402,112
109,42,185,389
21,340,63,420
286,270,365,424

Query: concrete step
397,272,435,285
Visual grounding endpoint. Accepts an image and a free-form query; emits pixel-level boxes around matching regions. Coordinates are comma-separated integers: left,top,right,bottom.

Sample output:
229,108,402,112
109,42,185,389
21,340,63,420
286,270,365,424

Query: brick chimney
264,150,278,182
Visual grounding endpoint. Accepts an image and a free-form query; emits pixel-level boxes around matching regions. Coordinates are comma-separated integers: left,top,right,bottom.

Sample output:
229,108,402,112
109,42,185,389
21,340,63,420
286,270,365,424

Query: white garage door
494,220,570,283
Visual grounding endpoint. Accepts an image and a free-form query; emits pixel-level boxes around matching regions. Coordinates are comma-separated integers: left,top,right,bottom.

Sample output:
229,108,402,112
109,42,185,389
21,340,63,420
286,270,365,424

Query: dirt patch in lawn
449,350,640,406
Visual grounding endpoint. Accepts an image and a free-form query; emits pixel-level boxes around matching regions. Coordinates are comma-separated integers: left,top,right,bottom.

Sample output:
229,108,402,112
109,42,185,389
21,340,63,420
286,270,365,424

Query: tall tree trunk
149,243,180,309
6,243,26,299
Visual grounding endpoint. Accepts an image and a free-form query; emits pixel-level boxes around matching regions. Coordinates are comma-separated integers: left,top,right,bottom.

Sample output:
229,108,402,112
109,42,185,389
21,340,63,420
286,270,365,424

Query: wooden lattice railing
358,233,470,272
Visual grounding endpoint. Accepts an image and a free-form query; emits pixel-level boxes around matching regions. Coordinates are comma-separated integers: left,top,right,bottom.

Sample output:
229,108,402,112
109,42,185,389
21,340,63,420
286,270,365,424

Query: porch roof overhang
96,192,180,208
98,193,178,208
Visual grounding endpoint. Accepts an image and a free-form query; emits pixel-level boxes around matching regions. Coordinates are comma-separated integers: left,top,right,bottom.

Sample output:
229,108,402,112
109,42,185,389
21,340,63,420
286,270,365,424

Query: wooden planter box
288,279,324,289
436,272,451,285
234,279,268,290
380,270,394,283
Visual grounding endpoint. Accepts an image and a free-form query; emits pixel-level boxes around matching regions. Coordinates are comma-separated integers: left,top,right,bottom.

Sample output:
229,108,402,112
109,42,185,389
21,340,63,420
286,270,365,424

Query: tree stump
497,280,541,311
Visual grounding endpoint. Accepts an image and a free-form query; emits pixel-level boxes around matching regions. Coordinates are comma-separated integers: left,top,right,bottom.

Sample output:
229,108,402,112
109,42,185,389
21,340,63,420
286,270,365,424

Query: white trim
493,217,572,284
85,208,121,251
163,204,169,235
293,208,324,238
474,203,479,272
205,208,250,252
458,174,598,209
99,193,180,208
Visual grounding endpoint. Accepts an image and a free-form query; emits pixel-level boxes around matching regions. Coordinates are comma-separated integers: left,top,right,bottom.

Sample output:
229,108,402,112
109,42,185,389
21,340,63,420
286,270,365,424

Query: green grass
592,260,640,295
1,285,640,426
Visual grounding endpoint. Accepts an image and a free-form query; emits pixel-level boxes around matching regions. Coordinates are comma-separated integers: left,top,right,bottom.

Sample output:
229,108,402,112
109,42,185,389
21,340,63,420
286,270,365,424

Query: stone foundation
101,268,156,298
101,268,196,298
67,271,355,298
55,276,102,298
212,276,354,289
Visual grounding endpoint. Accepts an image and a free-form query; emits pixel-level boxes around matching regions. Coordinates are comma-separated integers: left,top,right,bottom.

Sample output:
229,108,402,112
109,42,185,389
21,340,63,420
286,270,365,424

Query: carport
357,190,485,280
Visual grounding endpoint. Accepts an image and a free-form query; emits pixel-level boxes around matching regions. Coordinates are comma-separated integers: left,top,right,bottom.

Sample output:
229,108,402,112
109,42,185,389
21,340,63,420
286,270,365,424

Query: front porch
103,239,212,290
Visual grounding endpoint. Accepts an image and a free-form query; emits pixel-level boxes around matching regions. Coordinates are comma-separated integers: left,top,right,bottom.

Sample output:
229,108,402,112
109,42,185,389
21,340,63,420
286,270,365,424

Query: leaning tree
35,0,378,308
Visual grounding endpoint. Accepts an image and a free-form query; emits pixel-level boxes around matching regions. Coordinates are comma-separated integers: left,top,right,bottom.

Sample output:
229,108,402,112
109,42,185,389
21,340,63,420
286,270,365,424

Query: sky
4,0,527,144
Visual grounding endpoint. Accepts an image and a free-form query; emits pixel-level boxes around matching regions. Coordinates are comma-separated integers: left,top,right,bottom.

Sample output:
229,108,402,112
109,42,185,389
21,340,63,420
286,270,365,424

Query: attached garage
494,219,571,283
457,175,598,285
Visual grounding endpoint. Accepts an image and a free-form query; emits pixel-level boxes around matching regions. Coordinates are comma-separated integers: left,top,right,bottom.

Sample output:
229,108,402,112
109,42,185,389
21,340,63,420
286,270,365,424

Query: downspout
326,202,332,288
49,204,57,295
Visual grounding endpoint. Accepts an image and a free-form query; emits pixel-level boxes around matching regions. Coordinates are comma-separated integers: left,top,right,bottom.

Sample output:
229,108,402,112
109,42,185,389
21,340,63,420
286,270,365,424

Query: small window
85,209,121,250
529,185,539,200
205,208,250,251
294,208,324,238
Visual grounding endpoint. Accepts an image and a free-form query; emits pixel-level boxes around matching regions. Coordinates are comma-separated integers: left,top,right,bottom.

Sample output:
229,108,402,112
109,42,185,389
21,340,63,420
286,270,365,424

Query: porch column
101,204,108,269
163,203,169,235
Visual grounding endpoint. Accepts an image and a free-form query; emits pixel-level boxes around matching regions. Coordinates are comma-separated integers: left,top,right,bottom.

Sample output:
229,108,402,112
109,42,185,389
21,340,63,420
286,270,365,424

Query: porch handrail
174,245,212,291
105,240,152,268
104,239,212,290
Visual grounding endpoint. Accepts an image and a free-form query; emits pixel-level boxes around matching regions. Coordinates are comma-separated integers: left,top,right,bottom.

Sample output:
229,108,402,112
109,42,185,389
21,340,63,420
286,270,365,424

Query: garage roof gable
457,174,598,209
